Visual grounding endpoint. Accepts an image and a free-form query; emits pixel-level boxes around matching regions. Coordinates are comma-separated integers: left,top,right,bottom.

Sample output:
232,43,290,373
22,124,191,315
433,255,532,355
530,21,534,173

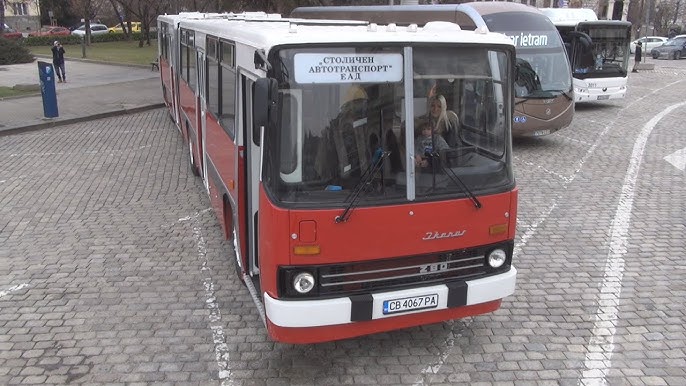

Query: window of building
12,2,28,16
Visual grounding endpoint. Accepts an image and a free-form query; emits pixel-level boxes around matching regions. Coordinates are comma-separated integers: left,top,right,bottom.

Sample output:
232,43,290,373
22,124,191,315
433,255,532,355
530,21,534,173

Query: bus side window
280,94,298,176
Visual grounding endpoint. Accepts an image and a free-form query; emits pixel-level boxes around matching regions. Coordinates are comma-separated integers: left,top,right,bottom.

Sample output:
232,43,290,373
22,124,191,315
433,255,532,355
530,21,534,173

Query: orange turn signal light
293,245,321,255
489,223,508,236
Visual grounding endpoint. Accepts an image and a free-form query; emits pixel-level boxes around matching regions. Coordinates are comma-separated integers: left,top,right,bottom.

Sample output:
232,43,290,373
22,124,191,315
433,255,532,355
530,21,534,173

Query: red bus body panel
204,113,241,239
257,186,516,342
159,57,173,114
177,81,202,166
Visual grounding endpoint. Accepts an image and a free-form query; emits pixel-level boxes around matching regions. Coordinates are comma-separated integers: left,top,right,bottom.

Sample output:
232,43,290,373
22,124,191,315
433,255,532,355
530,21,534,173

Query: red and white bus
157,12,518,344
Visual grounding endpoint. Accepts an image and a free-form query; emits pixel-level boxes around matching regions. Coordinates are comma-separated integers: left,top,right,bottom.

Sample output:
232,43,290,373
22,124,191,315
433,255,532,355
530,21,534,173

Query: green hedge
0,37,34,64
23,31,157,46
23,35,81,46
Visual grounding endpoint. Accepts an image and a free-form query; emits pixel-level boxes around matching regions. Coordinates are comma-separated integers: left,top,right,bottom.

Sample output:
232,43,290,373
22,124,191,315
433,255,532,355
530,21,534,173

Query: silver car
629,36,668,54
71,23,109,37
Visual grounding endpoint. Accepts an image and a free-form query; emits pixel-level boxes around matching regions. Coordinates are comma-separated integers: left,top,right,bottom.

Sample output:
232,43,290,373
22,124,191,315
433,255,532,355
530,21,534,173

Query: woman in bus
424,94,460,147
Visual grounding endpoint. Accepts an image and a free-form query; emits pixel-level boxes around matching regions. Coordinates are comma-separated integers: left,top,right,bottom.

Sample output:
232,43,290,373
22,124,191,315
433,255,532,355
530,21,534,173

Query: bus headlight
293,272,315,294
487,249,507,268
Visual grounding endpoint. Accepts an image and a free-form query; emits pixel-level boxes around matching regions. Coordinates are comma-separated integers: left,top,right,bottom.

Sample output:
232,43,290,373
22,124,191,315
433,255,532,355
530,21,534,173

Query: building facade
4,0,41,33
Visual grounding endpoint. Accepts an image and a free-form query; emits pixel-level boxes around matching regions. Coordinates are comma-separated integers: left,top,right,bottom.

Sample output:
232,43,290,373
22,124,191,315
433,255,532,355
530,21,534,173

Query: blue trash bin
37,61,59,118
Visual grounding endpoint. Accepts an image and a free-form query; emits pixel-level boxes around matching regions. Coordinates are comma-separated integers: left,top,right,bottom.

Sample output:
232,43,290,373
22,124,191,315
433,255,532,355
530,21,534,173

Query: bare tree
654,1,678,35
115,0,170,46
69,0,108,45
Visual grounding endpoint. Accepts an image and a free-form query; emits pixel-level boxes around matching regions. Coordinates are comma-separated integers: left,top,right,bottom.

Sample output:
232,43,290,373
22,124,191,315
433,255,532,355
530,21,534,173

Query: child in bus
414,120,449,169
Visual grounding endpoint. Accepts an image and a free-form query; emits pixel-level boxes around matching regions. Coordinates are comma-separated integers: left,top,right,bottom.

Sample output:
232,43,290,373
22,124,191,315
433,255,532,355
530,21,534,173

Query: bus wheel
188,138,200,177
224,198,245,285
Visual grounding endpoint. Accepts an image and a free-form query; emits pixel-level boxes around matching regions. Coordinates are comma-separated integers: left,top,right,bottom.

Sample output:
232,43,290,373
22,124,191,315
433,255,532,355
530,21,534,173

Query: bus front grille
278,241,513,298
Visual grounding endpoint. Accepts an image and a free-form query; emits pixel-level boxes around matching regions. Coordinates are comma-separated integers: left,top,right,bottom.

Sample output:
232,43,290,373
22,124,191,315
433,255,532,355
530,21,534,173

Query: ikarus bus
157,11,518,344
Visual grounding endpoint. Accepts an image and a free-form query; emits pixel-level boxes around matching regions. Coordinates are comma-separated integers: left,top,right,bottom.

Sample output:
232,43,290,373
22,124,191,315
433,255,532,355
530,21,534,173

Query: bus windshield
263,44,514,207
570,22,631,78
481,12,572,98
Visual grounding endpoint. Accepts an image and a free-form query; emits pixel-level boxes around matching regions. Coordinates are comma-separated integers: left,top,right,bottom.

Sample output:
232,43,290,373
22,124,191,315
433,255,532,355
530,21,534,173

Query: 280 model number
382,294,439,315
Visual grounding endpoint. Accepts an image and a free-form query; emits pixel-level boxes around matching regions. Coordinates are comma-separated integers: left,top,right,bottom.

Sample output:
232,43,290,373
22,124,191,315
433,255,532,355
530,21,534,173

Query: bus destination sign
294,53,403,84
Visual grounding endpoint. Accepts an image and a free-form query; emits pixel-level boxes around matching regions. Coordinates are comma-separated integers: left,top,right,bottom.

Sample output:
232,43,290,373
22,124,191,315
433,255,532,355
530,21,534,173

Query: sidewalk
0,59,164,135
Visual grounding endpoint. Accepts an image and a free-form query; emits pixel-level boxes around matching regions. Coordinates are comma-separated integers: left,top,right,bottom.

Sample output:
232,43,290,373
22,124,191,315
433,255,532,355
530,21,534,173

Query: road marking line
579,101,686,386
414,319,469,386
0,283,29,299
179,210,233,385
664,147,686,171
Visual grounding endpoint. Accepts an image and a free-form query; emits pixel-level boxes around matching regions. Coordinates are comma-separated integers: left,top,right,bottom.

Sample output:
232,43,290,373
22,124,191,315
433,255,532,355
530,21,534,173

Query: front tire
674,51,681,60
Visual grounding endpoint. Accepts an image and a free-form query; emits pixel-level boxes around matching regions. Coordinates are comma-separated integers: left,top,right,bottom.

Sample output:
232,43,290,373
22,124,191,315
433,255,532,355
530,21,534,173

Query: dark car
651,37,686,60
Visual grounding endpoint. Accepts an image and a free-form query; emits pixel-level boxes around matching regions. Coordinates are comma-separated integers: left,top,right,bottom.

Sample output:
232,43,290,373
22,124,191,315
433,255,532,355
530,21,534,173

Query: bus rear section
291,3,573,138
163,14,519,343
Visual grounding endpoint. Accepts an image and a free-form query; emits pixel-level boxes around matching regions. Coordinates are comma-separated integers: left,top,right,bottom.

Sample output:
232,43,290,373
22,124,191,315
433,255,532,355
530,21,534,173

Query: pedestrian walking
51,40,66,83
632,41,642,73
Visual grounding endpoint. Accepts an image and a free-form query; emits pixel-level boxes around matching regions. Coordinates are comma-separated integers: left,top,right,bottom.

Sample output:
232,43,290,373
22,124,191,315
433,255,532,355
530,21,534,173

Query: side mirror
253,78,278,144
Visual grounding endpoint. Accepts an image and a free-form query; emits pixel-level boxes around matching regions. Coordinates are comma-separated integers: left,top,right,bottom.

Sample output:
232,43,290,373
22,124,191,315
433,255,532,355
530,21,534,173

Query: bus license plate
383,294,439,315
533,129,550,136
597,95,610,100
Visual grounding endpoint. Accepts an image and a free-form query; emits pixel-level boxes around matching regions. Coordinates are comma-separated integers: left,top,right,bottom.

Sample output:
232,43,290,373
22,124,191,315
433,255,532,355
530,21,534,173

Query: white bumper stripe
265,266,517,328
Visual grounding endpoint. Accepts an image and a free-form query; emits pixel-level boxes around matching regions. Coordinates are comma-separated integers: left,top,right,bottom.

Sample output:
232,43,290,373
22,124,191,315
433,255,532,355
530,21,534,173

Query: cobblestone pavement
1,59,685,385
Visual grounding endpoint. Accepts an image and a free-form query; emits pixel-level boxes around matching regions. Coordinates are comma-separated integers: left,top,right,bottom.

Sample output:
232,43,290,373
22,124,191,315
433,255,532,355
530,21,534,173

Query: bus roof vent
423,21,462,32
289,22,298,33
386,23,397,32
408,23,418,33
367,23,378,32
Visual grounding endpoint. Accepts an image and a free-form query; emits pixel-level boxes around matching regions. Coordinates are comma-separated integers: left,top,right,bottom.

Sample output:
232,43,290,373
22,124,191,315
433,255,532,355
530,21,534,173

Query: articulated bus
157,12,518,344
539,8,632,102
292,3,574,137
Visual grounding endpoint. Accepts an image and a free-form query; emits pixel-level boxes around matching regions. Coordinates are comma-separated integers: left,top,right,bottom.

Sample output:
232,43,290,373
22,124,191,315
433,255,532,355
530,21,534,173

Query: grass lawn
30,40,158,67
0,86,38,98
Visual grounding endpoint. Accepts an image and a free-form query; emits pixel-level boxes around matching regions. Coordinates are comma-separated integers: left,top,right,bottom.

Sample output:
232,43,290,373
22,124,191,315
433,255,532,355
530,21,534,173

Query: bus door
241,73,260,276
172,25,181,127
196,49,208,189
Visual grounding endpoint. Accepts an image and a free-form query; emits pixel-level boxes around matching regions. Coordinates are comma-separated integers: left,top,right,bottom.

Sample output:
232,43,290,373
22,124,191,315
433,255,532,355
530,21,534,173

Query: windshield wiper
335,148,390,223
429,152,482,209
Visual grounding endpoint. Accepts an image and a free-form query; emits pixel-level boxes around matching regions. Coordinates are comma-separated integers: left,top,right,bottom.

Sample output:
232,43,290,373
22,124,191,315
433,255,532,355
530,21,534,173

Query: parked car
630,36,668,54
108,21,142,33
29,26,71,37
71,24,109,37
69,19,102,31
1,23,23,39
651,37,686,59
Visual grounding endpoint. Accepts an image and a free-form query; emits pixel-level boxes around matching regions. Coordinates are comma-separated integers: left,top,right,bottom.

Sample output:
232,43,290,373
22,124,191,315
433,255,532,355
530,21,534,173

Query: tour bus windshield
568,22,631,78
263,44,514,207
481,11,572,98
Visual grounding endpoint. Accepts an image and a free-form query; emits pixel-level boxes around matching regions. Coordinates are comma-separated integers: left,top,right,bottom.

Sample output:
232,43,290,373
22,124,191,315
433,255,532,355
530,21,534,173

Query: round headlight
487,249,507,268
293,272,315,294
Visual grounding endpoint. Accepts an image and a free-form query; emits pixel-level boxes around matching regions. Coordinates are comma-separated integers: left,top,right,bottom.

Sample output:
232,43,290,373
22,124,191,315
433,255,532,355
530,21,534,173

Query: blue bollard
37,61,59,118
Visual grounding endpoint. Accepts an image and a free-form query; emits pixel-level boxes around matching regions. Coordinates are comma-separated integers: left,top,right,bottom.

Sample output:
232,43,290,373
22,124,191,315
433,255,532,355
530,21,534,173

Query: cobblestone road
1,59,685,385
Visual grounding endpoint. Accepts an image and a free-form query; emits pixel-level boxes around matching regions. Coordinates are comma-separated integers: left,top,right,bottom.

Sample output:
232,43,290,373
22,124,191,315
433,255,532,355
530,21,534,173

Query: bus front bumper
264,266,516,328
